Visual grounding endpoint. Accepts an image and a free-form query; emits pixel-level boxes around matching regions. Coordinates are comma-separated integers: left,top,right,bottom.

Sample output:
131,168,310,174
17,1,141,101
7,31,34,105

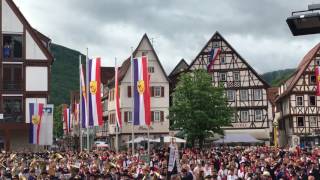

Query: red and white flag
115,62,122,128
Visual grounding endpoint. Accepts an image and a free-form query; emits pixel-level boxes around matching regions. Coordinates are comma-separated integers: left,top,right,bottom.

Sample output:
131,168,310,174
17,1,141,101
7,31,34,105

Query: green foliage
53,104,64,139
169,70,233,147
49,44,85,106
261,68,295,87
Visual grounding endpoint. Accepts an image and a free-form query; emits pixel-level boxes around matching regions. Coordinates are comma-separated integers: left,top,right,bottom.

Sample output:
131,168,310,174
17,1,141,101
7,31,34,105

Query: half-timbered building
0,0,53,150
188,32,273,143
276,43,320,147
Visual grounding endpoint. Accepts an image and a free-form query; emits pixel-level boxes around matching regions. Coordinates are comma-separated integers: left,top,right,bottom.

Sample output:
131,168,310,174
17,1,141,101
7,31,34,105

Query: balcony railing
3,81,23,91
1,113,23,123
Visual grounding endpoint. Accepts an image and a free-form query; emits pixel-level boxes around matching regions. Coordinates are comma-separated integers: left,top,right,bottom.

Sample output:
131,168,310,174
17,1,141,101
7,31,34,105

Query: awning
214,134,262,144
126,137,157,144
155,136,186,143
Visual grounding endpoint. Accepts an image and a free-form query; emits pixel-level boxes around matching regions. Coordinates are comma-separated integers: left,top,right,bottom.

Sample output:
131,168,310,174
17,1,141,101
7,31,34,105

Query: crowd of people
0,145,319,180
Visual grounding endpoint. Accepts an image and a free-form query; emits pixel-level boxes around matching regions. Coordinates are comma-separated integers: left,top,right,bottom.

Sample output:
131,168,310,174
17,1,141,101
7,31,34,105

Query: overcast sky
14,0,320,74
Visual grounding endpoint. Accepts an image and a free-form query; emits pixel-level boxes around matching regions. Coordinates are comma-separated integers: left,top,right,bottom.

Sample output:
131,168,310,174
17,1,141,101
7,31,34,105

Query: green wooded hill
50,43,84,105
261,68,295,87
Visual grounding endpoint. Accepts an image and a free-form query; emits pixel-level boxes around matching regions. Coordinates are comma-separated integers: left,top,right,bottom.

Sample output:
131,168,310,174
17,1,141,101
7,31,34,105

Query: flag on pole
207,48,221,71
88,58,103,126
133,56,151,126
29,103,54,145
63,107,71,133
80,65,88,128
316,66,320,96
115,63,122,128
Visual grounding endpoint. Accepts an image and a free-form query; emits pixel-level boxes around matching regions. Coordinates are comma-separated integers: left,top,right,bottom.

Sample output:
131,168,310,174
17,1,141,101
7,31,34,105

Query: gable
189,31,269,87
1,0,23,33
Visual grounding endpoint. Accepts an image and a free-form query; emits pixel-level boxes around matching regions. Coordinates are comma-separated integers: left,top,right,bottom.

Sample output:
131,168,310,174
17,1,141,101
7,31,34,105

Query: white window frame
153,111,161,122
310,116,317,127
296,96,303,106
297,116,304,127
127,111,132,123
240,111,249,122
253,89,262,100
148,66,154,73
309,95,316,106
220,56,226,64
226,90,235,101
233,72,240,82
316,59,320,66
310,75,316,84
240,90,248,101
154,86,161,97
219,72,227,81
255,110,262,121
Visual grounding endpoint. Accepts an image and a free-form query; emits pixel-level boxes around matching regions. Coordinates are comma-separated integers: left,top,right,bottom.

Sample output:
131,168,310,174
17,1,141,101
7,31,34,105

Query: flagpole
86,48,90,151
115,57,119,153
131,47,135,155
79,54,83,152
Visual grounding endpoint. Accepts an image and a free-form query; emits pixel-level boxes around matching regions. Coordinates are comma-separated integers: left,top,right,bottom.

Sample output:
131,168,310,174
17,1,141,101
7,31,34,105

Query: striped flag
115,63,122,128
316,66,320,96
63,107,71,133
80,65,88,128
207,48,221,71
88,58,103,126
133,56,151,126
29,103,53,145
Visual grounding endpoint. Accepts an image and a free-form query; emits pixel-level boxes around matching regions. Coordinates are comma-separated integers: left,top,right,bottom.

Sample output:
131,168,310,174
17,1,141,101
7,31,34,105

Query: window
3,65,23,91
234,72,240,82
219,73,227,81
148,66,155,73
240,90,248,101
142,51,148,56
296,96,303,106
124,111,132,123
127,86,132,97
297,116,304,127
310,75,316,84
220,56,226,64
316,59,320,66
226,90,235,101
309,95,316,106
3,34,23,59
213,41,219,48
109,113,116,124
310,116,317,127
240,111,249,122
151,86,164,97
255,110,262,121
153,111,160,122
231,113,237,123
3,97,23,122
253,89,262,100
109,89,115,101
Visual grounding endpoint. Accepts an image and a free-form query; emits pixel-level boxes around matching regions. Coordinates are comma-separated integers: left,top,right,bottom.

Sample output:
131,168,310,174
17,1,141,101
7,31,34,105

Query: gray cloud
15,0,320,73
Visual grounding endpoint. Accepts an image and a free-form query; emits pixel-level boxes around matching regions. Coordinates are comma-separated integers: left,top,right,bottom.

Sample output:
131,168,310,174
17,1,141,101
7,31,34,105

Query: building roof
276,43,320,101
101,67,115,84
5,0,53,63
108,33,169,86
188,31,270,87
267,87,279,106
168,58,189,78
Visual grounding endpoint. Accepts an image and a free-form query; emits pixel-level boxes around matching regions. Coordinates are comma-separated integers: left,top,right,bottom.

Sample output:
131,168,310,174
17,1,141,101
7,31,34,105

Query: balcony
3,81,23,91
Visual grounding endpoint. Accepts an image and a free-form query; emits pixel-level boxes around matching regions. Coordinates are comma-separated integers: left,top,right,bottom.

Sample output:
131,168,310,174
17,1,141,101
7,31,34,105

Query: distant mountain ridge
261,68,295,87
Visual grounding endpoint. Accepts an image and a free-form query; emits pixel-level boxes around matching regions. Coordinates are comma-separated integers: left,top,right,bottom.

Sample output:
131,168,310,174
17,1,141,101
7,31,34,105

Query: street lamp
287,4,320,36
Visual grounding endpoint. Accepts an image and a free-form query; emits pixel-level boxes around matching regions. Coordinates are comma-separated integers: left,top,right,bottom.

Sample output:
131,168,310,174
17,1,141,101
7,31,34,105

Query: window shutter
151,111,154,122
124,112,128,123
128,86,131,97
160,111,164,122
161,87,164,97
151,87,154,97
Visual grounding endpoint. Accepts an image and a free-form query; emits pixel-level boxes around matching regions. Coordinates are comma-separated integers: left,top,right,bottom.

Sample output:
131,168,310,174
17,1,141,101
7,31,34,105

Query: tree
53,104,64,139
169,70,233,147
